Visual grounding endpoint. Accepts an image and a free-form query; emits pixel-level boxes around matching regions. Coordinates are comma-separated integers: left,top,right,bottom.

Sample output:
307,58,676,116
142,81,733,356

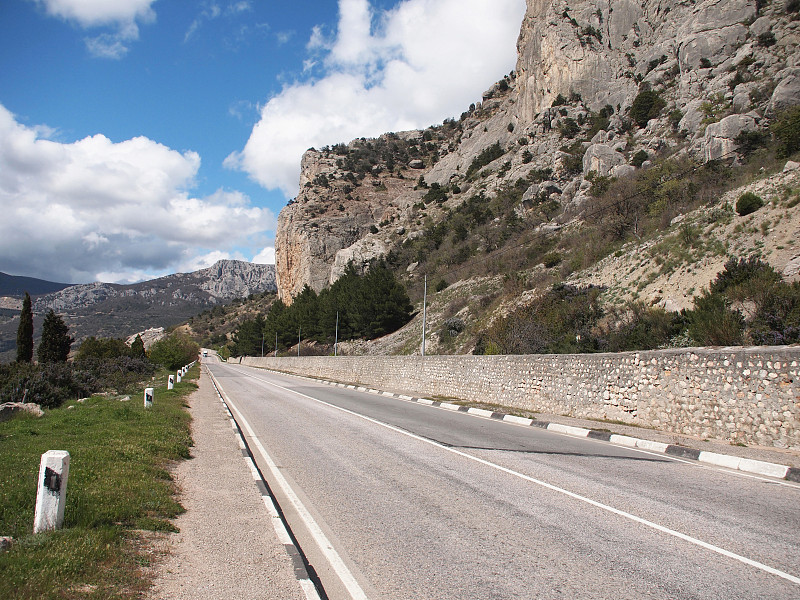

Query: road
206,360,800,600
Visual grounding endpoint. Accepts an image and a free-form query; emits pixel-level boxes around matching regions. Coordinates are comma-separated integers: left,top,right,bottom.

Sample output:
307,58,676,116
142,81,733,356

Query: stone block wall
234,346,800,450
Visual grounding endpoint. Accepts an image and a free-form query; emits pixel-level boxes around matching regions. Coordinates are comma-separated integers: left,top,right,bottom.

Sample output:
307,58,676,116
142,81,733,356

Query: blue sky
0,0,525,284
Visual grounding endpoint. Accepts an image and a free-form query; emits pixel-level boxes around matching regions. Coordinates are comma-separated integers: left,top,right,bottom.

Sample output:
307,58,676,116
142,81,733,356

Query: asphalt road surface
206,361,800,600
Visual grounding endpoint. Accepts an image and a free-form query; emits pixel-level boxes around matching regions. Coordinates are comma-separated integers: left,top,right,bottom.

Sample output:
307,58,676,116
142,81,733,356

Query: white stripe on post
144,387,154,408
168,375,174,390
33,450,70,534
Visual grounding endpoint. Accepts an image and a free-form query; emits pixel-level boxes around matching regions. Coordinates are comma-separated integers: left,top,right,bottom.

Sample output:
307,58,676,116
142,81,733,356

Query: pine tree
130,334,146,359
37,309,73,363
16,292,33,363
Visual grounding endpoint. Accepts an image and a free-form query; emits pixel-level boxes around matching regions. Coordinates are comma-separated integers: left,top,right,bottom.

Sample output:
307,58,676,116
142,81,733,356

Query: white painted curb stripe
738,458,789,479
548,423,591,437
609,434,639,447
636,439,670,453
698,452,742,470
467,407,494,418
504,415,534,426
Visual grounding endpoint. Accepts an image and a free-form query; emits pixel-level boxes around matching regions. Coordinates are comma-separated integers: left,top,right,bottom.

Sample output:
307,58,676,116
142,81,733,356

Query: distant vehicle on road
202,350,208,357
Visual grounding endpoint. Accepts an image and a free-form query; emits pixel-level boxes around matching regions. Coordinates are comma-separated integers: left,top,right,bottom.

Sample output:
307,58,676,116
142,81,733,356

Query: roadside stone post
168,375,174,390
176,371,182,383
33,450,70,534
144,387,154,408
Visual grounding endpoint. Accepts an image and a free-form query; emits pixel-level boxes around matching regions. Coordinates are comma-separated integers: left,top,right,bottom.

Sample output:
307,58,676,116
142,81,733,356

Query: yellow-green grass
0,365,197,599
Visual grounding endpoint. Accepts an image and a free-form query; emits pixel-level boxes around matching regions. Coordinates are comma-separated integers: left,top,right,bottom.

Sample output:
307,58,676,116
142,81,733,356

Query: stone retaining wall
233,346,800,450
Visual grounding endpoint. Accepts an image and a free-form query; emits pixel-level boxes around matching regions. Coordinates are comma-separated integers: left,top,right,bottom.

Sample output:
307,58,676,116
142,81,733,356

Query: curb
204,368,325,600
259,368,800,484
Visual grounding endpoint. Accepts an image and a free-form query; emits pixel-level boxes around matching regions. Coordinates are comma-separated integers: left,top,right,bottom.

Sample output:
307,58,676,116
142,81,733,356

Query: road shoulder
147,370,306,600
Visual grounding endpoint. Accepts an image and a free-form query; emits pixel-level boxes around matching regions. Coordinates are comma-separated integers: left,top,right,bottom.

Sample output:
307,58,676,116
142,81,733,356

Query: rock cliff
275,0,800,302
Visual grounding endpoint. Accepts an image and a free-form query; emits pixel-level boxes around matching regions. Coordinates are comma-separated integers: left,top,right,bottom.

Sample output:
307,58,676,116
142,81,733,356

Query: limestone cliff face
276,0,800,302
516,0,758,118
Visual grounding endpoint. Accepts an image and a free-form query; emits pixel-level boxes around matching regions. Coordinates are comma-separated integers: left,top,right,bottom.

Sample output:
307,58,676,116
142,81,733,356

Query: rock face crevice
275,0,799,303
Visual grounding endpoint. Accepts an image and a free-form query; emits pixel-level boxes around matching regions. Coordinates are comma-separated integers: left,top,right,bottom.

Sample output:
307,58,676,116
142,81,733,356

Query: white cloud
33,0,157,27
34,0,158,58
227,0,526,196
0,104,275,283
252,246,275,265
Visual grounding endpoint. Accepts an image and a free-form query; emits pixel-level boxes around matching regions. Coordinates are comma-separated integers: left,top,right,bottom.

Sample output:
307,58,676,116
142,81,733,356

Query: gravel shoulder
147,370,306,600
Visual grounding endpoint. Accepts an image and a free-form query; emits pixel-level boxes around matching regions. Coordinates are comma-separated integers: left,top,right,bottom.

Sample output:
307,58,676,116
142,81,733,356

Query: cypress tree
37,309,73,363
16,292,33,363
130,334,146,359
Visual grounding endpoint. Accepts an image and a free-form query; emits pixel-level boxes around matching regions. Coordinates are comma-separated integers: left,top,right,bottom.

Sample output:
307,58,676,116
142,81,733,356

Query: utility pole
298,326,301,357
421,274,427,357
335,310,339,357
275,332,278,357
261,332,264,357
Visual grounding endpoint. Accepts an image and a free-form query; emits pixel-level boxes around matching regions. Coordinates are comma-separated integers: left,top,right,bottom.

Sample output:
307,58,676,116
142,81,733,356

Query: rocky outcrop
275,0,800,302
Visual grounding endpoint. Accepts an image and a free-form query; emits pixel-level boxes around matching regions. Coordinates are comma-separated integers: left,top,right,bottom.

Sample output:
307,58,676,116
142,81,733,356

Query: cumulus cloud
0,104,275,283
33,0,158,58
226,0,526,196
252,246,275,265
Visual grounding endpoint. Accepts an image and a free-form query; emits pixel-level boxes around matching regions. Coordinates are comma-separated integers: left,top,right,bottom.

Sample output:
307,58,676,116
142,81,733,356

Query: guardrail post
33,450,70,533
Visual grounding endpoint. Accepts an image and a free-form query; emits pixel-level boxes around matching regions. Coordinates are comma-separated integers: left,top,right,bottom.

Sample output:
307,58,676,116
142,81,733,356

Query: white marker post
176,371,182,383
33,450,70,534
168,375,174,390
144,387,154,408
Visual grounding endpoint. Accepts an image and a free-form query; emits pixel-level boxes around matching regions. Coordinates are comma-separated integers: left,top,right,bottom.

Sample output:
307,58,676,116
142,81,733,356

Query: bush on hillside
630,90,666,127
148,334,199,371
736,192,764,216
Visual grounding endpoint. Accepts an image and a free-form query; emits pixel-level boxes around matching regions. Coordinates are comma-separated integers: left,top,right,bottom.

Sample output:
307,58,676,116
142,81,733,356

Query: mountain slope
0,260,276,362
0,272,70,297
274,0,800,310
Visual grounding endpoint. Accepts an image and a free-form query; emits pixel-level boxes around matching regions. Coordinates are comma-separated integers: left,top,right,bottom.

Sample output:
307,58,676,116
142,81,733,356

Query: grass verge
0,365,197,599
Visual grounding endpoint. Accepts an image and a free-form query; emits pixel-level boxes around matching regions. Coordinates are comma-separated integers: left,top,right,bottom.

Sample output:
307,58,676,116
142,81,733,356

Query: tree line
4,293,199,409
232,260,413,356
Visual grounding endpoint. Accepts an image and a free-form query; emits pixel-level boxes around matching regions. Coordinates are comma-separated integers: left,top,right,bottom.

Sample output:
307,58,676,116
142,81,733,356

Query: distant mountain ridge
0,260,276,362
33,260,276,314
0,272,70,297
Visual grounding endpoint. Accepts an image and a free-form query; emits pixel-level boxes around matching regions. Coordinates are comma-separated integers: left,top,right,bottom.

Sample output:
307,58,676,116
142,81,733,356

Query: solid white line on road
214,376,370,600
237,368,800,588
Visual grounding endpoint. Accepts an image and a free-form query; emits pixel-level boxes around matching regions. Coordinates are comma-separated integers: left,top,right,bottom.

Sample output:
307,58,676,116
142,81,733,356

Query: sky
0,0,526,285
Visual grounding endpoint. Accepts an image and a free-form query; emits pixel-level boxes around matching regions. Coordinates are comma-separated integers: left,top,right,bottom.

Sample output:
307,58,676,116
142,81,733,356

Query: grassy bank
0,365,197,599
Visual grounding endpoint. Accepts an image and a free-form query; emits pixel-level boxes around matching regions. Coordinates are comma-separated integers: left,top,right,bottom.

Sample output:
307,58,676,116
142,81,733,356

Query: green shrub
757,31,776,47
699,58,712,68
687,293,745,346
630,90,667,127
466,142,504,178
736,191,764,216
631,149,649,167
771,106,800,158
435,278,449,292
559,117,580,138
148,334,199,371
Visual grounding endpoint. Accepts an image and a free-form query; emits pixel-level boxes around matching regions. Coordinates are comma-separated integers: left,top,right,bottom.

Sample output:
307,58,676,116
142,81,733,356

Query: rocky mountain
0,260,276,362
275,0,800,304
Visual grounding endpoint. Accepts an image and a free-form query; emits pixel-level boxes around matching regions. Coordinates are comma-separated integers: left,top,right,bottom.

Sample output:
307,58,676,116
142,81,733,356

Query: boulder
0,402,44,422
783,256,800,279
702,114,758,161
408,159,425,169
768,69,800,114
611,164,637,178
583,144,626,177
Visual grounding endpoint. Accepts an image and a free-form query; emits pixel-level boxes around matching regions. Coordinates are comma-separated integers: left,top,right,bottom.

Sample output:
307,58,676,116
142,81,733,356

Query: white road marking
232,366,800,588
213,374,370,600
